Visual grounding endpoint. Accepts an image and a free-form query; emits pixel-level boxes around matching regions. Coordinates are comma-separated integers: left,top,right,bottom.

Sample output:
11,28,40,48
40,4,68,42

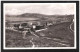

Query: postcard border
1,1,79,52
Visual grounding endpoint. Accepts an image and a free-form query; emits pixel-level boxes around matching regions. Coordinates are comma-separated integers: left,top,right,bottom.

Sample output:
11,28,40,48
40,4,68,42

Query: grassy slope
5,21,74,47
35,22,74,47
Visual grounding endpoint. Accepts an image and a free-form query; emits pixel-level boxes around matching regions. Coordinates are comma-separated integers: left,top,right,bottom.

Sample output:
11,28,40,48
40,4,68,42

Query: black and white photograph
3,2,77,49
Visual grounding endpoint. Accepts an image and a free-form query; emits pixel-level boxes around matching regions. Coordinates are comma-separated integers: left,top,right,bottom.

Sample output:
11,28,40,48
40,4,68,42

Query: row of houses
5,20,53,31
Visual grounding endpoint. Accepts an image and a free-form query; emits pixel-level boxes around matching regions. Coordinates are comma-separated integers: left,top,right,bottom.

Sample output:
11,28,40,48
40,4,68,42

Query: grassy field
5,21,74,47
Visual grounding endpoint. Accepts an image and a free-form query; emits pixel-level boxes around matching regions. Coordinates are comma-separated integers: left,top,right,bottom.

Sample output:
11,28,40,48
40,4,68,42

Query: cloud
4,3,76,15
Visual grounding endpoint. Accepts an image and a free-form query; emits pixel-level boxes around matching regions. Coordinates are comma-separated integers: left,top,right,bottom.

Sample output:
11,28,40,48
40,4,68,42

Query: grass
34,22,74,47
5,21,74,47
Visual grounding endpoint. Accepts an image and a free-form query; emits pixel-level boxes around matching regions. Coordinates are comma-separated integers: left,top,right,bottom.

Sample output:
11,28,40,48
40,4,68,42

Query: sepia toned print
4,3,76,49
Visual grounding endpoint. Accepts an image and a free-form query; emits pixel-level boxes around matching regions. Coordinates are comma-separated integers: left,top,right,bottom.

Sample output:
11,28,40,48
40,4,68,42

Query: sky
4,3,76,15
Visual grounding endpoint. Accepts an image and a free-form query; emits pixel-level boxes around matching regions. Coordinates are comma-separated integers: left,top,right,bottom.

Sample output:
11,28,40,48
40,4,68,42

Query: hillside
6,13,74,18
6,13,74,23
